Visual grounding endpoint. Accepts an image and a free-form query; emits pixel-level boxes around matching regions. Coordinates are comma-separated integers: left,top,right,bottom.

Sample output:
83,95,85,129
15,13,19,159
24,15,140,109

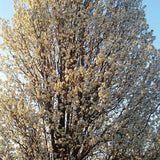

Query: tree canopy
0,0,160,159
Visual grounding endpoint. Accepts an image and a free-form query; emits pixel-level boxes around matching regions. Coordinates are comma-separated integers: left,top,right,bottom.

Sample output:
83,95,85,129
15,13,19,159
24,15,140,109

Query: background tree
0,0,159,159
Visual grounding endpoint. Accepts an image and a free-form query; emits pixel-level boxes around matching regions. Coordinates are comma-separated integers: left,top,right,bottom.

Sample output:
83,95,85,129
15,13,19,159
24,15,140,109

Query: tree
0,0,159,159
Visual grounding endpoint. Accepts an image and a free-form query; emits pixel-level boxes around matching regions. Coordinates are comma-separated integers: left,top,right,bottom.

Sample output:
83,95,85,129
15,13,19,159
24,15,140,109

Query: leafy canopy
0,0,160,159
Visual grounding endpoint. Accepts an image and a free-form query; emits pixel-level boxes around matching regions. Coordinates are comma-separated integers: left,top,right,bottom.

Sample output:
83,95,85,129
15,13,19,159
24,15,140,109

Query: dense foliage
0,0,159,159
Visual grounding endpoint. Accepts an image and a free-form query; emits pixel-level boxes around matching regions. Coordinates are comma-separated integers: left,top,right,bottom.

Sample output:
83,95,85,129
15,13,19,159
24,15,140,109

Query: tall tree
0,0,159,159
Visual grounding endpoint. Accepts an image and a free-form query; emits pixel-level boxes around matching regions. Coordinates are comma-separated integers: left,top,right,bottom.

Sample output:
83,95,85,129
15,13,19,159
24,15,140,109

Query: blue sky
143,0,160,49
0,0,160,49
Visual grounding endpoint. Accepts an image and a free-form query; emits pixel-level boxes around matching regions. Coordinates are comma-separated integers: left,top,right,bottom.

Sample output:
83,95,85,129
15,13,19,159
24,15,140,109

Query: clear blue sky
0,0,160,49
143,0,160,49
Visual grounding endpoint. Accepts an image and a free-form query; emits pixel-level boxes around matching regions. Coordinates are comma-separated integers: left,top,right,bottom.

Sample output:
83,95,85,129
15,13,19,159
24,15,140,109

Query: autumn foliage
0,0,160,159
